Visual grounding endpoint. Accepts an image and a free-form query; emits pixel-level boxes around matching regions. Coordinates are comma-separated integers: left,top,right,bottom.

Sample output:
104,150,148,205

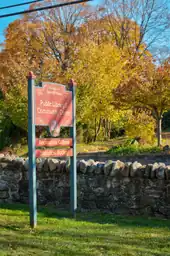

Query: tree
113,60,170,146
24,0,93,74
101,0,169,57
125,111,156,144
67,41,128,141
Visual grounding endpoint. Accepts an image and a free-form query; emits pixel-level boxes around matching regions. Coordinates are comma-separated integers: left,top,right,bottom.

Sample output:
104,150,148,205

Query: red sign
36,149,73,158
35,83,72,135
36,138,72,147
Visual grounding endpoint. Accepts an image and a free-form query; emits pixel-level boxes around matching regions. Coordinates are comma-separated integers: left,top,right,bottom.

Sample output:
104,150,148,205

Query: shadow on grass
1,226,170,256
1,203,170,256
1,203,170,229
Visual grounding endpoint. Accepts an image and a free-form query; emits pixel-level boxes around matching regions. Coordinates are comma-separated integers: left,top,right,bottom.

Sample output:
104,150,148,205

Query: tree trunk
108,121,111,139
103,119,107,139
94,118,101,142
157,117,162,147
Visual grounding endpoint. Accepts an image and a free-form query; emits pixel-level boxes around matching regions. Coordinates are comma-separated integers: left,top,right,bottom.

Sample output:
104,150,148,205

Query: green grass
108,145,161,156
9,138,126,156
0,204,170,255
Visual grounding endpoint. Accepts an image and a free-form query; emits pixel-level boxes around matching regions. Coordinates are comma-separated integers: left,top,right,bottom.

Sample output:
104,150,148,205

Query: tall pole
69,79,77,218
28,72,37,228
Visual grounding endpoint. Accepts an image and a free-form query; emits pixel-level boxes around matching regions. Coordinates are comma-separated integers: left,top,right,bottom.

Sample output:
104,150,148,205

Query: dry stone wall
1,156,170,217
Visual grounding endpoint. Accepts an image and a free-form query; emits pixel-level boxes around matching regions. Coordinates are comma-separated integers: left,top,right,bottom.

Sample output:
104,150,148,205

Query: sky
0,0,102,43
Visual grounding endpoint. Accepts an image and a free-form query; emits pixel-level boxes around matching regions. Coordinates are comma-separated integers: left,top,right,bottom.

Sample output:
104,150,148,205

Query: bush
125,112,155,144
108,144,161,156
0,112,14,150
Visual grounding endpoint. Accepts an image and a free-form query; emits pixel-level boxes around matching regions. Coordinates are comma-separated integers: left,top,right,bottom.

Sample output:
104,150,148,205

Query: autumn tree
113,60,170,146
24,0,93,76
67,41,128,141
101,0,169,57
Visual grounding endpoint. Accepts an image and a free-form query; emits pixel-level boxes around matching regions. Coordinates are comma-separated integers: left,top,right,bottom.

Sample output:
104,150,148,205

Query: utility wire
0,0,92,19
0,0,45,11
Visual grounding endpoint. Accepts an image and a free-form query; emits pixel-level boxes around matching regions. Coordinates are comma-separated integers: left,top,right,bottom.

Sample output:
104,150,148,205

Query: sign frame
28,72,77,228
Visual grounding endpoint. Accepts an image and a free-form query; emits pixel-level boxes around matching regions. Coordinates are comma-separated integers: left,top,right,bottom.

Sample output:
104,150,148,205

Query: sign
35,83,72,136
36,148,73,158
36,138,72,147
28,72,77,228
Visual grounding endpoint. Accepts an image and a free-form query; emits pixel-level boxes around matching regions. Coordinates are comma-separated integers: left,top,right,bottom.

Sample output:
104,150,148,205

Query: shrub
108,144,161,156
125,112,155,145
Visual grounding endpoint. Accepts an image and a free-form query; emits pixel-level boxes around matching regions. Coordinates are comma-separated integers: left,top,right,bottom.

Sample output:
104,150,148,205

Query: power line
0,0,93,19
0,0,45,11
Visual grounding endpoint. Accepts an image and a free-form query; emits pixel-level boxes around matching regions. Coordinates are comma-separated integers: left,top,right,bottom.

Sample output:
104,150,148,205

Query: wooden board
36,148,73,158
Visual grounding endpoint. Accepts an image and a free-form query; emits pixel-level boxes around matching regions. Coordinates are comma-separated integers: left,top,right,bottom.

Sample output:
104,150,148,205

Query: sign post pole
28,72,37,228
69,80,77,218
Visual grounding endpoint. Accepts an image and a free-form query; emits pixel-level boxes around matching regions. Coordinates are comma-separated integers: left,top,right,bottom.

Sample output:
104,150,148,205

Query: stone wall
1,156,170,217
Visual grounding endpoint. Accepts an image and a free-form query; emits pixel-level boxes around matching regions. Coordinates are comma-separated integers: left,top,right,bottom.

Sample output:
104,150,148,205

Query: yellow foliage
67,41,128,124
125,112,156,144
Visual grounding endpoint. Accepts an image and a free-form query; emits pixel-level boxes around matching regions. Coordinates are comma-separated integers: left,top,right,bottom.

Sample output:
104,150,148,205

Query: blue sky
0,0,102,43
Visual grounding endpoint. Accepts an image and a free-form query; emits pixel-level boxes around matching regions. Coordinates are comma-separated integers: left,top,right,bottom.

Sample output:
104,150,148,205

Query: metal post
28,72,37,228
69,80,77,218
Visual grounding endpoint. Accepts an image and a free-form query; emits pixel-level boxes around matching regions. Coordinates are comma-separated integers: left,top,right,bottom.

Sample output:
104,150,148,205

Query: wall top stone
0,155,169,180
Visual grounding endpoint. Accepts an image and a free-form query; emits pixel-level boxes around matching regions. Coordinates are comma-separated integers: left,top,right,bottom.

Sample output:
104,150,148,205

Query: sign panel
36,138,72,147
36,148,73,158
35,83,72,136
28,73,77,227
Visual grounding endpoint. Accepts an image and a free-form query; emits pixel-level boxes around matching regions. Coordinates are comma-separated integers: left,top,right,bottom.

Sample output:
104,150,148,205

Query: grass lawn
9,138,126,156
0,204,170,255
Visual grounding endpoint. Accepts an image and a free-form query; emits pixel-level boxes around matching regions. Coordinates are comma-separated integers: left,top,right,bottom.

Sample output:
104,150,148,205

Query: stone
156,163,165,179
10,183,19,192
93,187,104,196
144,164,152,178
12,158,24,169
43,159,49,172
3,155,13,162
76,160,80,170
36,158,43,170
87,159,95,166
110,160,125,177
0,183,8,191
79,160,87,174
24,159,29,171
87,177,98,188
0,157,12,163
151,163,159,179
87,165,96,174
95,163,104,175
0,191,9,199
60,160,66,172
83,193,96,200
104,160,113,175
122,177,131,184
66,159,70,173
77,175,86,186
82,200,97,209
112,178,119,188
120,162,131,177
86,160,96,174
163,145,170,151
135,166,145,178
165,165,170,180
11,192,20,201
106,179,112,189
140,196,155,207
130,162,142,177
48,159,59,171
166,185,170,196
